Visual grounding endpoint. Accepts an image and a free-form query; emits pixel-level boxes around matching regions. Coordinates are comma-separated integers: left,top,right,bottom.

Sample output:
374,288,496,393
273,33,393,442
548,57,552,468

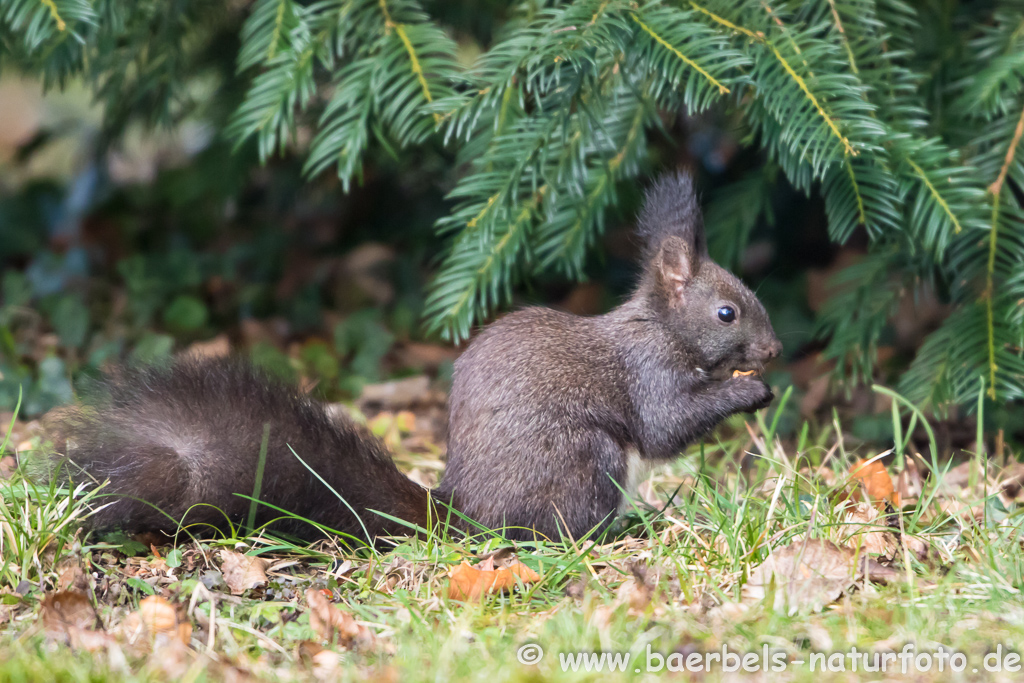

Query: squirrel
49,172,781,544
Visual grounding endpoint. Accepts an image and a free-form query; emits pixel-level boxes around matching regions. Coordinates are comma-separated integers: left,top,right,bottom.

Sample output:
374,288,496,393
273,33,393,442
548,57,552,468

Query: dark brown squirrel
50,173,781,544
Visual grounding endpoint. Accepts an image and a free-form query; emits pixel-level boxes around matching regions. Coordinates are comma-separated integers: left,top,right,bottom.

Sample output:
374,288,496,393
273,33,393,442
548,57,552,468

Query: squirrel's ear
654,235,699,302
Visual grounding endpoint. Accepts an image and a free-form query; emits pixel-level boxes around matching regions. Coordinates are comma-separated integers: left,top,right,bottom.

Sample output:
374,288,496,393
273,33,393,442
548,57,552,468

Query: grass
2,397,1024,681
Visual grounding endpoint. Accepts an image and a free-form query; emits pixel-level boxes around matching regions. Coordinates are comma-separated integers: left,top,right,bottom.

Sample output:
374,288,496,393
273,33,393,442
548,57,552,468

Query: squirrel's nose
757,339,782,361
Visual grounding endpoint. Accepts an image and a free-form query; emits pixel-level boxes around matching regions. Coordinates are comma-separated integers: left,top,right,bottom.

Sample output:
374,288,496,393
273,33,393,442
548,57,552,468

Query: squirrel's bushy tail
49,358,432,543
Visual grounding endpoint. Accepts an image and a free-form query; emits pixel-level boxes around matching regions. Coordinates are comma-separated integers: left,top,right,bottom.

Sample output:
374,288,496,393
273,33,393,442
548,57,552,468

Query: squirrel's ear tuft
636,172,708,265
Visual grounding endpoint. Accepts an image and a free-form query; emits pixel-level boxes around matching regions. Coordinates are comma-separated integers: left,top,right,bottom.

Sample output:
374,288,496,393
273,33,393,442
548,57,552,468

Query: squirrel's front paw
729,376,774,413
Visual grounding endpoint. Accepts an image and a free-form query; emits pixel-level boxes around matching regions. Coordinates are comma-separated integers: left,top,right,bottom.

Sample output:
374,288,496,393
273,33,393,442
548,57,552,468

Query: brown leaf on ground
447,558,541,601
40,590,102,642
120,595,193,646
138,595,180,634
851,458,899,507
744,540,858,614
305,588,374,649
219,550,269,595
840,502,899,559
56,558,90,593
40,590,125,658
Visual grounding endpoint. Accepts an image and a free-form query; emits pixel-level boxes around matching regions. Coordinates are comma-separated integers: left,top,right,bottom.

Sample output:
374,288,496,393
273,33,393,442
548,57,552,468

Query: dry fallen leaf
305,588,374,649
138,596,180,634
56,558,90,593
447,558,541,601
39,590,124,657
744,540,858,614
40,590,102,642
840,501,899,559
851,458,899,507
120,595,193,646
219,550,269,595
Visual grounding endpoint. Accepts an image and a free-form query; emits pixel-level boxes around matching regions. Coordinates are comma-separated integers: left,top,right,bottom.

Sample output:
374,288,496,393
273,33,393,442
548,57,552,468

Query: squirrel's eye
717,306,736,323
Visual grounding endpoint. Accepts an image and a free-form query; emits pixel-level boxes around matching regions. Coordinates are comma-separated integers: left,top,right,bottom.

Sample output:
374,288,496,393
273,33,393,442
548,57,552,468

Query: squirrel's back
52,358,431,542
438,307,637,540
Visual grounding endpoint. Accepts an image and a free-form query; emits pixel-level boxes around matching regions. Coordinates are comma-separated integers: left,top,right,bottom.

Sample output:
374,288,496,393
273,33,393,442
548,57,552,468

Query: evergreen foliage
3,0,1023,409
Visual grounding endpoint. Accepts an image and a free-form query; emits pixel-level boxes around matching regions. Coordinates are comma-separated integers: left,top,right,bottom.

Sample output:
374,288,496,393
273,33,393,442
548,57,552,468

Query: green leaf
162,295,208,332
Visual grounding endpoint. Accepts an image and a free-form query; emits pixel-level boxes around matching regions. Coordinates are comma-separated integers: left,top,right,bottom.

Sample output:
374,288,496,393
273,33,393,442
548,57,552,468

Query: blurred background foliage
0,0,1023,447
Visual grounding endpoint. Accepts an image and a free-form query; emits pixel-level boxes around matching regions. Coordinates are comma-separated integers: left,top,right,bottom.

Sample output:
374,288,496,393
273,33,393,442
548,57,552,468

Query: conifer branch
688,1,761,40
631,15,729,95
766,42,855,157
905,158,963,234
41,0,65,31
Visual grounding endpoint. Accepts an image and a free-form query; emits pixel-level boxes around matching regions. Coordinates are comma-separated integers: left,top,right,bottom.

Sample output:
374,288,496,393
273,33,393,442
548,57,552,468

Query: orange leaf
120,595,193,645
851,458,899,507
447,560,541,601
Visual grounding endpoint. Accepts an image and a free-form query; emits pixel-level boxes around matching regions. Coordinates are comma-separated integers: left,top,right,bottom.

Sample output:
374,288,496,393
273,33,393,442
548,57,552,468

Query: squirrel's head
638,173,781,381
